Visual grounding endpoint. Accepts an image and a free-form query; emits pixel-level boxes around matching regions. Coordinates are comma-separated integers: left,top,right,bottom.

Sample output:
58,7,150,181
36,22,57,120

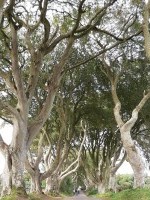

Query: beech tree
0,0,121,195
99,53,150,188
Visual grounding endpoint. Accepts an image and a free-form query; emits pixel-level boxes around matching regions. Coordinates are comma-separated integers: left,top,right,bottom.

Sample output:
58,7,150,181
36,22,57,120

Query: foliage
145,176,150,188
96,188,150,200
116,174,134,191
59,176,74,195
86,186,98,196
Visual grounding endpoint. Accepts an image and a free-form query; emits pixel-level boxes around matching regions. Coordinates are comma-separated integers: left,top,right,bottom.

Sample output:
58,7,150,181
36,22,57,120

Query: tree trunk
97,181,106,194
0,148,12,196
108,172,116,192
0,0,5,23
97,172,110,194
30,171,42,194
120,129,145,188
110,77,150,188
10,118,28,193
108,151,126,192
45,176,60,194
44,177,52,194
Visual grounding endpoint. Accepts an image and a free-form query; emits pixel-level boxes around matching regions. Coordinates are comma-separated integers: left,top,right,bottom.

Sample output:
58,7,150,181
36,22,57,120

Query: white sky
0,120,13,174
117,161,133,175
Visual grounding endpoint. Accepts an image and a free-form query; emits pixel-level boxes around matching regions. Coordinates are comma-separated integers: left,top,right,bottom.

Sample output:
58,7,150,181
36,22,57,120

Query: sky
0,120,13,174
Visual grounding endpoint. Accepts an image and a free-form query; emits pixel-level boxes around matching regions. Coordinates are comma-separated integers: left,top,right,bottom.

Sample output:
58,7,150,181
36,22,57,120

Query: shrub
86,186,98,196
59,176,74,195
116,174,133,191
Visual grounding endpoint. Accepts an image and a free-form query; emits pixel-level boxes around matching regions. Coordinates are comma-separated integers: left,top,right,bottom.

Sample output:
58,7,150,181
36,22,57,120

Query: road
63,192,100,200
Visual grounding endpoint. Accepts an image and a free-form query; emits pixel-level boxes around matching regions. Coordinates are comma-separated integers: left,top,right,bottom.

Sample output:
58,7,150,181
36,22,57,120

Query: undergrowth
96,188,150,200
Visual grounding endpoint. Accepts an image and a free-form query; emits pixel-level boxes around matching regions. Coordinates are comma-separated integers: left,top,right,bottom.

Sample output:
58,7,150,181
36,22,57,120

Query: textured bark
97,165,110,194
109,173,116,192
97,181,106,194
120,129,145,188
101,58,150,188
44,177,52,193
30,172,42,194
0,0,5,23
0,136,12,196
143,0,150,60
111,78,150,188
10,118,27,190
109,151,126,192
25,159,43,194
44,176,60,194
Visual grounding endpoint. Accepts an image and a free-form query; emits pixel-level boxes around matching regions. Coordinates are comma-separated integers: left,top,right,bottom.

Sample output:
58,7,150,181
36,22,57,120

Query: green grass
96,188,150,200
1,187,28,200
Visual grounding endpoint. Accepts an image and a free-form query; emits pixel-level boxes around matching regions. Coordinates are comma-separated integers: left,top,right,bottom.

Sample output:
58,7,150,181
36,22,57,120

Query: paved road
64,192,100,200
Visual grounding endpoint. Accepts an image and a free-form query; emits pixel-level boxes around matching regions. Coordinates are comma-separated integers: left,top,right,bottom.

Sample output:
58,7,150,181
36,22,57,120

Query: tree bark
111,78,150,188
97,166,110,194
44,175,60,194
10,118,27,191
0,0,5,23
30,171,42,194
143,0,150,60
109,173,116,192
0,137,12,196
97,181,106,194
101,58,150,188
120,129,145,188
109,150,126,192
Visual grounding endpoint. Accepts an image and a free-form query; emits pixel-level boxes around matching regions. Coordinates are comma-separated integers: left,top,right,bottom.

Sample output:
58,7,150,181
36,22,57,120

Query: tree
100,55,150,188
0,0,119,195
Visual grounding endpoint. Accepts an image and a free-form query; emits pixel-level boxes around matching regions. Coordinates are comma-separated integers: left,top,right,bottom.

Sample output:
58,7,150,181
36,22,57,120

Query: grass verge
95,188,150,200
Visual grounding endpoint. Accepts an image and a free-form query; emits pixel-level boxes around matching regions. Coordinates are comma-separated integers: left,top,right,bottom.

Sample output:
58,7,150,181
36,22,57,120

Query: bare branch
143,0,150,60
10,23,27,105
27,37,75,146
124,91,150,130
59,124,86,180
71,0,86,34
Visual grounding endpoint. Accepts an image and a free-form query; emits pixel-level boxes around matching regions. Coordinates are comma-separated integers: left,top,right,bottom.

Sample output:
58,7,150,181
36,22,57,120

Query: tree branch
143,0,150,60
0,99,20,119
10,23,26,105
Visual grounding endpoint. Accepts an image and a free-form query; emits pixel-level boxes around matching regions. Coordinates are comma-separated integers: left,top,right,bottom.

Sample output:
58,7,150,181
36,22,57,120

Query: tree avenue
0,0,150,198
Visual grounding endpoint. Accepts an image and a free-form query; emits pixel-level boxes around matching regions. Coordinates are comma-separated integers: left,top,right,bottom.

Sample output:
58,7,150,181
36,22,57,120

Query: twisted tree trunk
101,58,150,188
111,79,150,188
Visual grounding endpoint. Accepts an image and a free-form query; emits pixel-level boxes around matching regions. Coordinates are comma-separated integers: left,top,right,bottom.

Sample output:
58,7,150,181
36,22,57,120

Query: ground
63,192,99,200
1,191,99,200
43,192,99,200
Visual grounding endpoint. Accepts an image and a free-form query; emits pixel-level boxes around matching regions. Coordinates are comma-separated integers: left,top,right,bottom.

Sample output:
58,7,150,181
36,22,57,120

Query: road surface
63,192,100,200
